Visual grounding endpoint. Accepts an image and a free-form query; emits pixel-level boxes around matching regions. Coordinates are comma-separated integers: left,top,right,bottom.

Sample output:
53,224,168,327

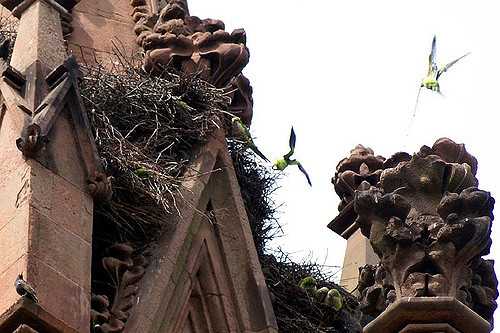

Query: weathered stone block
29,207,91,292
27,257,89,332
0,208,28,278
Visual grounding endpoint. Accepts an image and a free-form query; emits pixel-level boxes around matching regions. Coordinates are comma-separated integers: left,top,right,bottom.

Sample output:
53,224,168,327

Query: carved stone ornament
334,138,498,327
130,0,253,125
88,172,113,202
8,55,106,201
91,244,148,333
329,145,410,238
15,123,46,158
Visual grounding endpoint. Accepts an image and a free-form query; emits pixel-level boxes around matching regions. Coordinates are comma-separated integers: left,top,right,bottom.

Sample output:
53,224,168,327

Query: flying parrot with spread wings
420,35,470,94
407,35,470,136
273,127,312,186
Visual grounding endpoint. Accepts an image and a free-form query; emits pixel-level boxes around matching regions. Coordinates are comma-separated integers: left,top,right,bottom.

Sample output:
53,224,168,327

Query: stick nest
80,62,231,242
260,252,363,332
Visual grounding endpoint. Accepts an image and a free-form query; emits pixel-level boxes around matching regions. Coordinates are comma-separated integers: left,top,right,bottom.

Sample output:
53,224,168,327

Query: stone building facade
0,0,277,332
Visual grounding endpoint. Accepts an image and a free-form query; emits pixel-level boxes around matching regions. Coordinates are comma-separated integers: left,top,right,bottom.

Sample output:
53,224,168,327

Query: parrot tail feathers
250,145,270,163
405,85,422,138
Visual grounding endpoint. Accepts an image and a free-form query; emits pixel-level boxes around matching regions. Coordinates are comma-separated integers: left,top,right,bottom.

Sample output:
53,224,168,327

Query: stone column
333,139,496,332
0,0,100,332
338,230,378,291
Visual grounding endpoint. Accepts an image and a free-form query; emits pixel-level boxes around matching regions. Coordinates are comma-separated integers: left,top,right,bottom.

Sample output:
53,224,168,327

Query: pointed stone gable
123,132,277,333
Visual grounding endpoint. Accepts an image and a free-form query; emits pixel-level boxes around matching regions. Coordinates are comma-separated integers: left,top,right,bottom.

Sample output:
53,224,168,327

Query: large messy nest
80,59,231,244
79,56,362,331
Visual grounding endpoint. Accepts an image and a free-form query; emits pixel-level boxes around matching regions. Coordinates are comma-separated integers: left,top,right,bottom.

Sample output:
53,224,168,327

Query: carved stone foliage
130,0,253,125
357,264,394,318
91,244,148,333
336,138,498,326
329,145,407,238
334,145,386,213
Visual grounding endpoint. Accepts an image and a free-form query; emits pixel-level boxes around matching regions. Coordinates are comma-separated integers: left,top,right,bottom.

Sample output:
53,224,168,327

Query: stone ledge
0,298,79,333
364,297,491,333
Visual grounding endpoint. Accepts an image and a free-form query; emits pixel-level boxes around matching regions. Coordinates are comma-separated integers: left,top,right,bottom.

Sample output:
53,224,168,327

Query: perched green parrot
315,286,329,303
134,167,150,178
299,276,317,294
420,35,470,94
231,116,270,162
175,99,193,111
324,288,343,311
273,127,312,186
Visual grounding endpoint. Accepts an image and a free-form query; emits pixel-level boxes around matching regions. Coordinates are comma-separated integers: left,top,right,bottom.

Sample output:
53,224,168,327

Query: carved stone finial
334,145,385,212
335,138,498,327
129,0,254,125
329,144,388,238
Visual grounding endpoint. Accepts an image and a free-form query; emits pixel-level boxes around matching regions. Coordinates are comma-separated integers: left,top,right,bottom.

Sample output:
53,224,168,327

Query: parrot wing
284,127,296,160
437,52,470,79
233,118,251,140
297,162,312,187
427,35,437,75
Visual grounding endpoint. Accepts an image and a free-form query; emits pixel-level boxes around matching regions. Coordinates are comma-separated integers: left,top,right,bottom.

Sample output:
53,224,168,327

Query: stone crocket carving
91,244,148,333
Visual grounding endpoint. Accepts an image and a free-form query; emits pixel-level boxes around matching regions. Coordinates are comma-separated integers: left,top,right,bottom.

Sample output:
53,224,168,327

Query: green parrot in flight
273,127,312,186
231,116,270,162
407,35,469,137
420,35,470,94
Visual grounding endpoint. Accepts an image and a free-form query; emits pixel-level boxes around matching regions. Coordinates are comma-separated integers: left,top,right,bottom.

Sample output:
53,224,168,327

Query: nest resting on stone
260,252,363,333
0,14,18,61
80,60,231,243
228,141,282,257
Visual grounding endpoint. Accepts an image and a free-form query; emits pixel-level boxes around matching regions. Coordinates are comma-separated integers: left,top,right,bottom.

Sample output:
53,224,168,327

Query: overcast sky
190,0,500,321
